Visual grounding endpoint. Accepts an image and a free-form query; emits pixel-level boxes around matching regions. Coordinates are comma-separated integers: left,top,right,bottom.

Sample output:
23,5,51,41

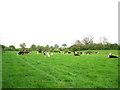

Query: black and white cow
73,52,79,56
79,52,84,55
108,53,118,58
43,52,53,57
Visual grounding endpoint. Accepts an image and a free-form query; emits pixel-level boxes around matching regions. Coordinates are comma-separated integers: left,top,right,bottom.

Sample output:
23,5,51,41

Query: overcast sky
0,0,119,48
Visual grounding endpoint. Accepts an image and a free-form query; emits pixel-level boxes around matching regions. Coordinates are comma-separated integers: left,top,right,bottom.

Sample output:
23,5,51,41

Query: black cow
17,51,24,55
37,51,42,54
68,52,71,54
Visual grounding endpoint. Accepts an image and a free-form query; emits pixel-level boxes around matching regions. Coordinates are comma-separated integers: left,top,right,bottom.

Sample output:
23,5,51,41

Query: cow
17,51,30,55
108,53,118,58
79,52,84,55
73,52,79,56
37,50,42,54
17,51,24,55
95,52,100,54
23,51,30,54
68,52,71,54
43,52,53,57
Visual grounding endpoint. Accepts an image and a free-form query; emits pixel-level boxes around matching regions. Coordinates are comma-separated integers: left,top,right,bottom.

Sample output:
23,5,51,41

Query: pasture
2,50,118,88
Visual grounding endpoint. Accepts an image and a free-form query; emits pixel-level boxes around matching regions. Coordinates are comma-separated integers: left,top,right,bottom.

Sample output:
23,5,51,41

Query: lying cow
23,51,30,54
108,53,118,58
17,51,30,55
95,52,100,54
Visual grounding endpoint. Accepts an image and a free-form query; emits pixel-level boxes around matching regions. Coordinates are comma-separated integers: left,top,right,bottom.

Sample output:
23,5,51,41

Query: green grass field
2,50,119,88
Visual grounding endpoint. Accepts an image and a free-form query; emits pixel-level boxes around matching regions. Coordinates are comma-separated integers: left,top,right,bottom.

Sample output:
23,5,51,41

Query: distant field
2,50,119,88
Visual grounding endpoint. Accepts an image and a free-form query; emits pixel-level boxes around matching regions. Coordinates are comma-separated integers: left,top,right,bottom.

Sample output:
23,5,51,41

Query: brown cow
23,51,30,54
95,52,100,54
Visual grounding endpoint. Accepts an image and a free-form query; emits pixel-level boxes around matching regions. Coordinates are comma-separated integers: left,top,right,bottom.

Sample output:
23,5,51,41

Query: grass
2,50,118,88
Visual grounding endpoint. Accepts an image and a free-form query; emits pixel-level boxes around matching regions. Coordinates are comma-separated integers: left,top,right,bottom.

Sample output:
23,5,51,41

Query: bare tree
99,36,108,45
82,36,94,45
75,40,82,45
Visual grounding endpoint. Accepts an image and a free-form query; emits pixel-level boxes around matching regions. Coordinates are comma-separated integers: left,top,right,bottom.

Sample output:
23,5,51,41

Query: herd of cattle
17,51,118,58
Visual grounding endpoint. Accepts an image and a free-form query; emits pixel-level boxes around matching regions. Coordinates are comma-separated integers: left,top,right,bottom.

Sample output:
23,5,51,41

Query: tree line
0,36,120,52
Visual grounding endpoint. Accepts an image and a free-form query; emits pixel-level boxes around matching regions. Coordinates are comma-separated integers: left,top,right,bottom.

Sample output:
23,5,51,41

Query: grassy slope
2,50,118,88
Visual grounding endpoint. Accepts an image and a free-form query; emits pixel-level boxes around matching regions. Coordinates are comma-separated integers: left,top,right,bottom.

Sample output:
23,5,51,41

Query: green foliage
44,45,50,51
1,41,120,52
62,43,67,48
36,45,44,51
0,45,6,52
4,45,16,51
0,45,6,50
49,46,54,52
9,45,16,51
69,45,78,52
20,43,26,51
30,44,37,51
54,48,60,52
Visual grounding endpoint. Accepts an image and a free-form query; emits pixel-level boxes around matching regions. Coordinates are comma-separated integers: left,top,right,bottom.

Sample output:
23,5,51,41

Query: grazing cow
37,50,42,54
68,52,71,54
79,52,84,55
73,52,79,56
95,52,100,54
43,52,51,57
108,53,118,58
